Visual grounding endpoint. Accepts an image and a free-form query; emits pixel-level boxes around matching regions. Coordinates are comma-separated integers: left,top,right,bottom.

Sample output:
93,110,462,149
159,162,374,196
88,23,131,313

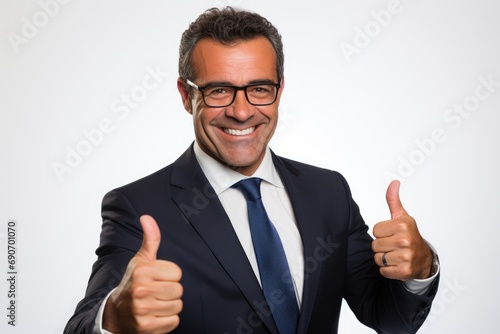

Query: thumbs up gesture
103,215,183,333
372,181,433,281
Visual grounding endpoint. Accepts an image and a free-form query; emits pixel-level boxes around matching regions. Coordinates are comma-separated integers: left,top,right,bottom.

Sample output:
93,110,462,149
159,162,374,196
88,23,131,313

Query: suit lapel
272,153,325,334
169,146,279,333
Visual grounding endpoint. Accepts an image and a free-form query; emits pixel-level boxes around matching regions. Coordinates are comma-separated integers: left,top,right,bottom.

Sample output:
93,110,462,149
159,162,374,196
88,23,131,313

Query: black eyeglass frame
185,79,281,108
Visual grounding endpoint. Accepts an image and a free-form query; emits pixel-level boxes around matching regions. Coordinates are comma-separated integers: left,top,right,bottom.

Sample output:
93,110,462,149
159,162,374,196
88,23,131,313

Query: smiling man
65,7,439,334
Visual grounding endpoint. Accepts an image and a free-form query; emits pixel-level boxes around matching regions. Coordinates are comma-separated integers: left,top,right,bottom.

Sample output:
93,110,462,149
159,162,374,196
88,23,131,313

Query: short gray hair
178,7,284,83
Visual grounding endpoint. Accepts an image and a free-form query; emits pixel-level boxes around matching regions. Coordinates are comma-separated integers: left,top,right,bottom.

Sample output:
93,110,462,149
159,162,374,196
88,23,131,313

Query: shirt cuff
402,242,440,295
93,288,116,334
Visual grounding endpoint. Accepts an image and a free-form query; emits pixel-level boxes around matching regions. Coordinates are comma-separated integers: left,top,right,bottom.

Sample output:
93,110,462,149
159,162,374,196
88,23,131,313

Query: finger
379,266,406,280
155,281,184,301
132,267,183,290
379,262,414,281
135,314,180,334
134,295,183,316
371,235,395,253
376,251,404,267
376,252,401,279
374,252,391,268
386,180,406,219
372,219,394,239
137,214,161,262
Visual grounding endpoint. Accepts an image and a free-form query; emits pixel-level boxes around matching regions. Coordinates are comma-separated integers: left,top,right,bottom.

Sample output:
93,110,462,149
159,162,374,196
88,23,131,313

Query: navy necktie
232,178,299,334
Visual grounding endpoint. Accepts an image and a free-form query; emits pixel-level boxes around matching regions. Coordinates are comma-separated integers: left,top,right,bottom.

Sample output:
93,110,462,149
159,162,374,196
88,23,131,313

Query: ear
177,77,193,114
276,76,285,106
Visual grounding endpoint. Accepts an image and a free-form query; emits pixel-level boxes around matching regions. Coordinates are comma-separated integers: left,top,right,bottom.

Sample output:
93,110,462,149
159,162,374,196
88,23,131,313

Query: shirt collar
193,141,284,195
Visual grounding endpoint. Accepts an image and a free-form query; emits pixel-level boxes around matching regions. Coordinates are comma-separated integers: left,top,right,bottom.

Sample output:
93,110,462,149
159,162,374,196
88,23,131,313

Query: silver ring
382,253,388,267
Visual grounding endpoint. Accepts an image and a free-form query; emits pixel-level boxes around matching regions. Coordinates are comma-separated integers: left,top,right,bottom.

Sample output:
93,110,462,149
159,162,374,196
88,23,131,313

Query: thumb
386,180,406,219
136,214,161,262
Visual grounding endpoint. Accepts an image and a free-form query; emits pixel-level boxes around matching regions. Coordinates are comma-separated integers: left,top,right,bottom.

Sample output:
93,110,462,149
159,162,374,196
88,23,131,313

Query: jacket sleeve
64,190,143,334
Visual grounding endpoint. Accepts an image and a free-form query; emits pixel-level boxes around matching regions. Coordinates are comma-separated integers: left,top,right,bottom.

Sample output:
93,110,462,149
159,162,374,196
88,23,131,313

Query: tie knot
232,177,262,201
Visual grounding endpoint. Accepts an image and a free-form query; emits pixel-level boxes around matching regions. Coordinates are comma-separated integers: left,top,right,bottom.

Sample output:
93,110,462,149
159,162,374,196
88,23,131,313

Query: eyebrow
201,78,278,87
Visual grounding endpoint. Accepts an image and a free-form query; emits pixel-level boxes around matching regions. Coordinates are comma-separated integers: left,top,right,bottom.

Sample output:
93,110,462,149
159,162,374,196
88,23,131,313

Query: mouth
223,126,256,136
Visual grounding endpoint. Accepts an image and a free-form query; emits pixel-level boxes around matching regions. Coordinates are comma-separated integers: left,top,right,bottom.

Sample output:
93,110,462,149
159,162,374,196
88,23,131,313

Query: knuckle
394,221,409,233
133,263,150,277
165,315,181,332
136,317,155,333
133,302,150,316
166,299,183,314
174,282,184,298
130,264,148,282
167,262,183,280
131,283,148,299
400,251,412,262
395,236,411,248
177,299,184,313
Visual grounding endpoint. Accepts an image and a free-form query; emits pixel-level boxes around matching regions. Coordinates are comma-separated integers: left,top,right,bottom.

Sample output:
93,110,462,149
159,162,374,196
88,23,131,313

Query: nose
225,89,254,121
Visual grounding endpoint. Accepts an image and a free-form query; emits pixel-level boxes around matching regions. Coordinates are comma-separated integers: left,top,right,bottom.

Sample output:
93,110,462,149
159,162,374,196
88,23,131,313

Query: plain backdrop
1,0,499,333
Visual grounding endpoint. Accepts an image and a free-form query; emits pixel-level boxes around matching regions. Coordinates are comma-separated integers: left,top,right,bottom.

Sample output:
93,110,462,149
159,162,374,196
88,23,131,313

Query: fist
372,181,433,281
103,215,183,333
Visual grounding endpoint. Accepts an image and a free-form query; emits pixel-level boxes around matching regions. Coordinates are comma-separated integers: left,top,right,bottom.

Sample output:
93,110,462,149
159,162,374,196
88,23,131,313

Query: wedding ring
382,253,388,267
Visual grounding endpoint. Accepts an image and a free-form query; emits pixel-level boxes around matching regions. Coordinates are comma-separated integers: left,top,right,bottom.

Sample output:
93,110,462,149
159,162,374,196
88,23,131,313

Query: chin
233,151,262,163
226,159,256,169
223,156,259,171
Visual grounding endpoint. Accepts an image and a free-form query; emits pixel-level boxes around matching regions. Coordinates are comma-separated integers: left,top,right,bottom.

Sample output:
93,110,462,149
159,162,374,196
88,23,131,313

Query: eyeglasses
186,79,281,108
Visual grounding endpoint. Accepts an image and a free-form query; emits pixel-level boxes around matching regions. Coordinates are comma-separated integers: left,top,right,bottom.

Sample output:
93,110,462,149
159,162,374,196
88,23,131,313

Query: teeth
224,127,255,136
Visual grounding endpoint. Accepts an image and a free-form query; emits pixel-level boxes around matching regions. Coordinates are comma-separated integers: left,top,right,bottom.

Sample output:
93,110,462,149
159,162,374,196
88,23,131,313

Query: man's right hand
103,215,183,334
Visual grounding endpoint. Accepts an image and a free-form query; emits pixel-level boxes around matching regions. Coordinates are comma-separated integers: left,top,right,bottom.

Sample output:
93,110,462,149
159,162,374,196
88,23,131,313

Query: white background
1,0,499,333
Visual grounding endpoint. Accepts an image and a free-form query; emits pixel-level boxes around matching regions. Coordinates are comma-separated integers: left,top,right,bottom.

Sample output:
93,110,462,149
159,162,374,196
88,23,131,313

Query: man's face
178,37,283,176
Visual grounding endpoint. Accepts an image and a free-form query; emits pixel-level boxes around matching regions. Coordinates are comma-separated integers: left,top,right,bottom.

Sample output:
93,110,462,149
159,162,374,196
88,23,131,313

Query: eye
248,85,275,96
205,87,231,96
252,86,270,93
213,88,227,94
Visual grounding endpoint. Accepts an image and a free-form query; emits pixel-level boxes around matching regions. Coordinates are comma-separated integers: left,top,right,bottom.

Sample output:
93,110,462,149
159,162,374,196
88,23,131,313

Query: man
65,7,439,334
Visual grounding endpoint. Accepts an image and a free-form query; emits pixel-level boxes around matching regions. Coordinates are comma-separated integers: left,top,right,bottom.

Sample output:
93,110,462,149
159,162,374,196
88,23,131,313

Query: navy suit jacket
65,144,438,333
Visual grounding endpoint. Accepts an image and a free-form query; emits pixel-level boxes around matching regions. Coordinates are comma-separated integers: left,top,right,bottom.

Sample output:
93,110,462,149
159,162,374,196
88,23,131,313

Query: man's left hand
372,180,433,280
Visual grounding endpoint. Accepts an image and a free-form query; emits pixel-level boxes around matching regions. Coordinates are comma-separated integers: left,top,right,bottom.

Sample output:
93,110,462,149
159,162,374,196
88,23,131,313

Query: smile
223,127,256,136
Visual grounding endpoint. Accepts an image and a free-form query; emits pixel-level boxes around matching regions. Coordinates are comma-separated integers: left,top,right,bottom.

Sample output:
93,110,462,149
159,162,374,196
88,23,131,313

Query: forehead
191,37,278,84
